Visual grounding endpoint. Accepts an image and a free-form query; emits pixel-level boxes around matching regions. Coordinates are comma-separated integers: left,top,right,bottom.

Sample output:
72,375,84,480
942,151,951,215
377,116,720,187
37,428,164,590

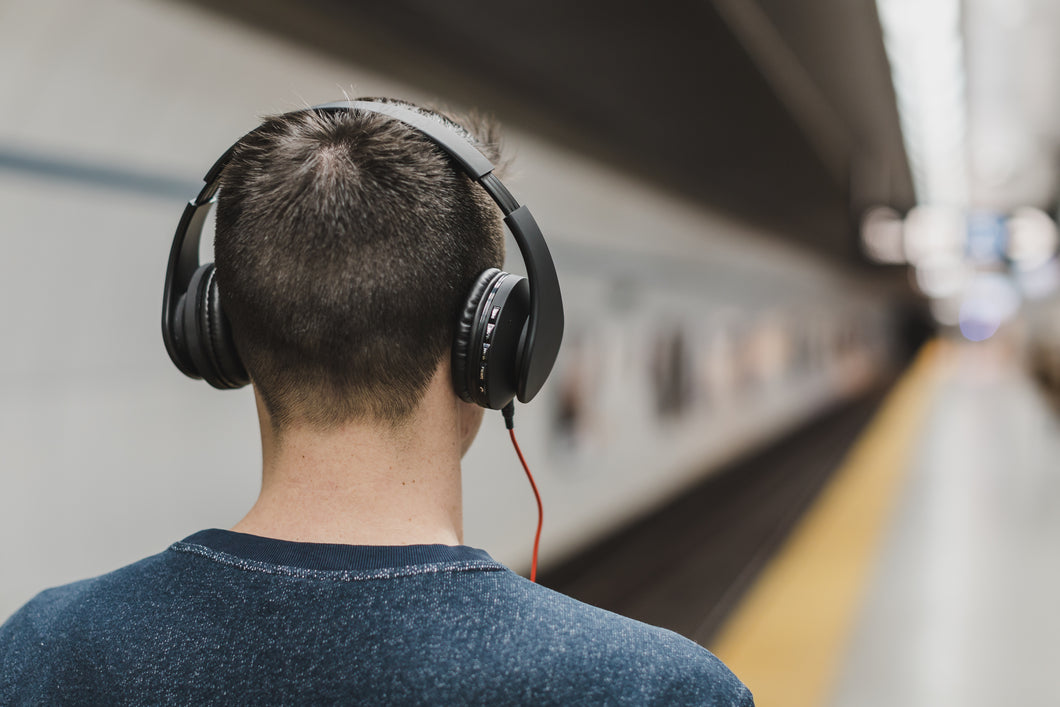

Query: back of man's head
214,101,505,431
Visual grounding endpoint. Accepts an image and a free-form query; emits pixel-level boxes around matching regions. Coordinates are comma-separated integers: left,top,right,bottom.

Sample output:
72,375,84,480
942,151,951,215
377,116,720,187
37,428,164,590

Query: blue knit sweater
1,529,753,706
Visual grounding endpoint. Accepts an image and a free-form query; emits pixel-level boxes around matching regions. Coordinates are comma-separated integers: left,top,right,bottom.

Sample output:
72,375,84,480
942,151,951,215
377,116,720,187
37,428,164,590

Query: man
0,98,753,705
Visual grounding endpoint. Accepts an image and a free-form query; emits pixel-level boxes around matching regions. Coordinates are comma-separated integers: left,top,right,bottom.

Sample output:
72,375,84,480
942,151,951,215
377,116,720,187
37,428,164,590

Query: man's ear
458,401,485,458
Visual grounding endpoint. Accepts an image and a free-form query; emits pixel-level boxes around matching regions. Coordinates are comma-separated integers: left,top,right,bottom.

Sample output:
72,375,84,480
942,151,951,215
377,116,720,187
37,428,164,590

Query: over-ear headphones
162,99,564,410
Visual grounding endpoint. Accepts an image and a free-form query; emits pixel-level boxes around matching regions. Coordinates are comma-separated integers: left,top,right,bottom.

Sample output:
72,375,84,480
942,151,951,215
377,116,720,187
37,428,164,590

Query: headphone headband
162,100,563,403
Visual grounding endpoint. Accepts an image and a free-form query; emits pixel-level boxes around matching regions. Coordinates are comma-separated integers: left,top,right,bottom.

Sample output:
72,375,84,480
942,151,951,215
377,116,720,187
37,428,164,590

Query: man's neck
232,388,466,547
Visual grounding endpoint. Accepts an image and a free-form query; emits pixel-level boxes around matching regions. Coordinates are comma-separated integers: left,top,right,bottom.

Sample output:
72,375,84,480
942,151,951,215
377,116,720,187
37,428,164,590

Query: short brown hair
214,100,505,429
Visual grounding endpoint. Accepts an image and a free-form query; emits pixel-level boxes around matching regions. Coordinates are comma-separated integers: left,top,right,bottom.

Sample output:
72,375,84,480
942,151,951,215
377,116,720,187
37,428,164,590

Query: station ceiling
182,0,915,263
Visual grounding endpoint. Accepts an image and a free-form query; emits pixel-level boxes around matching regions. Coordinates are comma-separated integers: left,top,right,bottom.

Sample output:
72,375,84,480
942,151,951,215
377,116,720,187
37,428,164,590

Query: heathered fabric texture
1,529,753,706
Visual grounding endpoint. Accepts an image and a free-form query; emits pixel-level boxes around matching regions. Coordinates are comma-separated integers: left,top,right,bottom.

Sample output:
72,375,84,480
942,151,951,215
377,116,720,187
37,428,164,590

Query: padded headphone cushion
182,264,216,384
181,263,249,390
452,268,503,402
203,266,249,389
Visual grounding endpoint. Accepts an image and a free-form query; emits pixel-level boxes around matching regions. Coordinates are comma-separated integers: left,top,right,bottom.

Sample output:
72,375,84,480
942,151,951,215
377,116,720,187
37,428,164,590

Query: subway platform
824,337,1060,707
544,336,1060,706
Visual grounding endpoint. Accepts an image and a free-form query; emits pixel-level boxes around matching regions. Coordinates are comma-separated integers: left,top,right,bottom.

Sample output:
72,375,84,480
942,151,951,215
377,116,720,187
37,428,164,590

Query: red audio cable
502,402,543,582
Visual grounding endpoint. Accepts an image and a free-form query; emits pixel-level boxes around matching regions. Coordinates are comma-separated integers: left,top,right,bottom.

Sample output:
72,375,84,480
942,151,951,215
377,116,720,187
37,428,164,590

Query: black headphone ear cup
202,266,250,389
170,291,195,376
453,269,530,409
453,268,503,403
181,264,213,383
183,264,249,390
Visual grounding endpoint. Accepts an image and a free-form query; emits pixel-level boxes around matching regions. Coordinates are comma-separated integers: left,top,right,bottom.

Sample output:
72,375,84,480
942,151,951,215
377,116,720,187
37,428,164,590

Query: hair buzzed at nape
214,100,505,431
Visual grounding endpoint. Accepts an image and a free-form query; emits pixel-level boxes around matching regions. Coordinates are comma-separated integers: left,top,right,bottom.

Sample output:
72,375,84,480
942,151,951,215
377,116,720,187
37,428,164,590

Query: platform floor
712,337,1060,706
828,338,1060,706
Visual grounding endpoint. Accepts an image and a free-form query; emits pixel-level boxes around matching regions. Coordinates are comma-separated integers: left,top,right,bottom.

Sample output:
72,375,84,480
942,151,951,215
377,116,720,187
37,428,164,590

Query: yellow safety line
709,339,946,707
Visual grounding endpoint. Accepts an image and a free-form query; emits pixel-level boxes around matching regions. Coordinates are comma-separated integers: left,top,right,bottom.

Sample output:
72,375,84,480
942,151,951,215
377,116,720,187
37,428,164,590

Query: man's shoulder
3,549,177,632
4,551,163,623
0,549,178,698
490,578,754,705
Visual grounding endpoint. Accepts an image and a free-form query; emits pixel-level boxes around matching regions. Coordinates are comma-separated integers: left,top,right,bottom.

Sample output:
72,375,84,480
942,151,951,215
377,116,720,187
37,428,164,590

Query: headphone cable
502,402,543,582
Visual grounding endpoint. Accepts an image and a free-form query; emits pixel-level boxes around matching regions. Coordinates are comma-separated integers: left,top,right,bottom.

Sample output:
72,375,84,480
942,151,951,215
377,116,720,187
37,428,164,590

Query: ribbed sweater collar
177,528,496,572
